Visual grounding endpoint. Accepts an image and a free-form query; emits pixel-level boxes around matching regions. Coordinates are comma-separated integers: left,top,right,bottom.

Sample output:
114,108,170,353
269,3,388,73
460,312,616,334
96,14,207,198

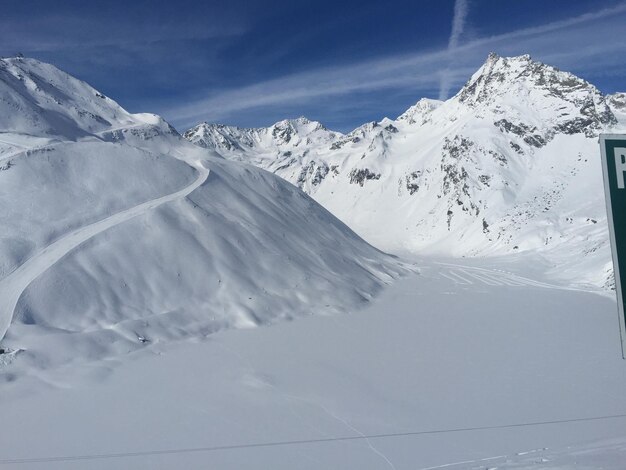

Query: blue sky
2,0,626,132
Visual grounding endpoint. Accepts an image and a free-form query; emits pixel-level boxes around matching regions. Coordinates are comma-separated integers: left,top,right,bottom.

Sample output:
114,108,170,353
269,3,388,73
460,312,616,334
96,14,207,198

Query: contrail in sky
439,0,470,100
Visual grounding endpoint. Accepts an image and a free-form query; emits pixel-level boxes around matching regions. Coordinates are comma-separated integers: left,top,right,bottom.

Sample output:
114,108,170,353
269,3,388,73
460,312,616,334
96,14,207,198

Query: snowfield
1,55,626,469
1,257,626,469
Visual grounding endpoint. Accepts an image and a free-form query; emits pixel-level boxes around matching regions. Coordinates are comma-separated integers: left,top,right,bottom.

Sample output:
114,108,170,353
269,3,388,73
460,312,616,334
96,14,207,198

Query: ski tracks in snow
0,160,210,342
436,263,564,290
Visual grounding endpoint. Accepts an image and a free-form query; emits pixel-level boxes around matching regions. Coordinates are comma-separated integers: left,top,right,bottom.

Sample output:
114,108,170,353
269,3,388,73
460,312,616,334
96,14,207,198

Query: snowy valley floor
2,256,626,469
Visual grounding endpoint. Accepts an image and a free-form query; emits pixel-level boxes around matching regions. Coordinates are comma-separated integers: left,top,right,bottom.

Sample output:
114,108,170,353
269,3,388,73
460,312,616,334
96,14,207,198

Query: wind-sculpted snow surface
0,142,197,278
186,53,626,289
7,157,403,373
0,57,405,373
0,160,207,342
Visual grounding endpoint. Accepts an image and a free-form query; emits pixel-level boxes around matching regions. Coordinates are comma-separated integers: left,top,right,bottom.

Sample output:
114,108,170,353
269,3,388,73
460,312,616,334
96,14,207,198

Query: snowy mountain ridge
0,56,405,374
0,57,159,139
185,53,625,289
183,116,339,159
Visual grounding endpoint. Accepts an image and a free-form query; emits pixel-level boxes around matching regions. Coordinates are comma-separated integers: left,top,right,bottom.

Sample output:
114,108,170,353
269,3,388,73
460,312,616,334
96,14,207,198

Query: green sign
600,134,626,358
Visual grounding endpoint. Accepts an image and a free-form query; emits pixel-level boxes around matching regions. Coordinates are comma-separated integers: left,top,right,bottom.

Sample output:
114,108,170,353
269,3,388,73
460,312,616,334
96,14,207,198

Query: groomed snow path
0,159,209,341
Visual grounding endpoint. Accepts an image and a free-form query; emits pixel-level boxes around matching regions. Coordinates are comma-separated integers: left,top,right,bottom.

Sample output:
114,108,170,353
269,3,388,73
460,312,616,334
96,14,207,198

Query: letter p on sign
601,135,626,358
616,148,626,189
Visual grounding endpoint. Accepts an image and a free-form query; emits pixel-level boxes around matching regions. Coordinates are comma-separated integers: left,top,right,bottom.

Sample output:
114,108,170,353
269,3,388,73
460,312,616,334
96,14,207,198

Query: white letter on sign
615,148,626,189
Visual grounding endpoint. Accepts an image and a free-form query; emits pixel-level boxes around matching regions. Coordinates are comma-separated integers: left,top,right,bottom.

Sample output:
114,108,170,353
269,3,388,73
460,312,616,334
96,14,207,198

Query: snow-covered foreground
2,257,625,469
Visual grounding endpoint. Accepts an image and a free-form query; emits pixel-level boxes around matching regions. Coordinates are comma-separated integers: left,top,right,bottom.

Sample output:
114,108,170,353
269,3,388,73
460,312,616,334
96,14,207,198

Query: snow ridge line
0,160,209,342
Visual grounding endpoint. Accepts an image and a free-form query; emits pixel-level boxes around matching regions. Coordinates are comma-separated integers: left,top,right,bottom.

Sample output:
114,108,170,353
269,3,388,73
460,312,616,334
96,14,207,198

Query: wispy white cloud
164,2,626,129
448,0,470,50
0,12,245,53
440,0,471,100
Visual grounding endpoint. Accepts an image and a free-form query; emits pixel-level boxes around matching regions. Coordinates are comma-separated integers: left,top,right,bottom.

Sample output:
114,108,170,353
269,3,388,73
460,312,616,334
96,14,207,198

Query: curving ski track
0,160,209,342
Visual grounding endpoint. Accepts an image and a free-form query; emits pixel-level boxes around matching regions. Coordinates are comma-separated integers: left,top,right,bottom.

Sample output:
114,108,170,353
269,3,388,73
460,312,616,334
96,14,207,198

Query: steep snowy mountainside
0,57,405,373
608,92,626,123
0,141,197,279
185,53,621,289
0,57,142,139
0,56,181,163
8,157,404,374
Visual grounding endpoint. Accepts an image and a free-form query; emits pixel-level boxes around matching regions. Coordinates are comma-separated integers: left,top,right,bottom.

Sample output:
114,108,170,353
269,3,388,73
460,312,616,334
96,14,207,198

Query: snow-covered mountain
0,57,405,374
185,53,625,289
0,57,175,140
183,116,339,155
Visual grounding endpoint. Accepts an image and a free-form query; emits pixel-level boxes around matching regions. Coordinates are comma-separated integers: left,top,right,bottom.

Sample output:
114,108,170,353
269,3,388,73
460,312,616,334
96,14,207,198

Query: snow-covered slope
608,92,626,123
0,57,404,372
0,57,143,139
3,257,626,469
185,53,624,289
0,56,181,160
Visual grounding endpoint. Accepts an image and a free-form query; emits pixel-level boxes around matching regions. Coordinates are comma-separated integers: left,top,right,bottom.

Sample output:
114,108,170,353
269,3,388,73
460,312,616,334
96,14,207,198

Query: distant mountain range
184,53,626,289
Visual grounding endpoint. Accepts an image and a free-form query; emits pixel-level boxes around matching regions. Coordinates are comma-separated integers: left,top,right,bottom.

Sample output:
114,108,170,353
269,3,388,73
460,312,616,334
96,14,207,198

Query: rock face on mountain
608,92,626,122
0,57,404,371
185,54,625,288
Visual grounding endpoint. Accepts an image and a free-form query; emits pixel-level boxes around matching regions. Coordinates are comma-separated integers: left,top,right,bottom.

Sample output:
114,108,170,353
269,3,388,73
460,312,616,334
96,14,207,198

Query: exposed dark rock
272,123,295,143
297,161,329,188
349,168,381,186
509,142,523,154
405,171,422,195
494,119,546,148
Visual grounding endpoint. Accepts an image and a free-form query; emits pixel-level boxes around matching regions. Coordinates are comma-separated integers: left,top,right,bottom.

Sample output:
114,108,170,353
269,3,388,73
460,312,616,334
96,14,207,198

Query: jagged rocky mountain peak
397,98,443,124
454,53,616,139
269,116,329,138
458,53,603,106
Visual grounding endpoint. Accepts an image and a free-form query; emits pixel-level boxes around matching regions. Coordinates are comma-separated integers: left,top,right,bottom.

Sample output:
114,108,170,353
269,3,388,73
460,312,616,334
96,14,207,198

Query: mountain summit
457,53,616,136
